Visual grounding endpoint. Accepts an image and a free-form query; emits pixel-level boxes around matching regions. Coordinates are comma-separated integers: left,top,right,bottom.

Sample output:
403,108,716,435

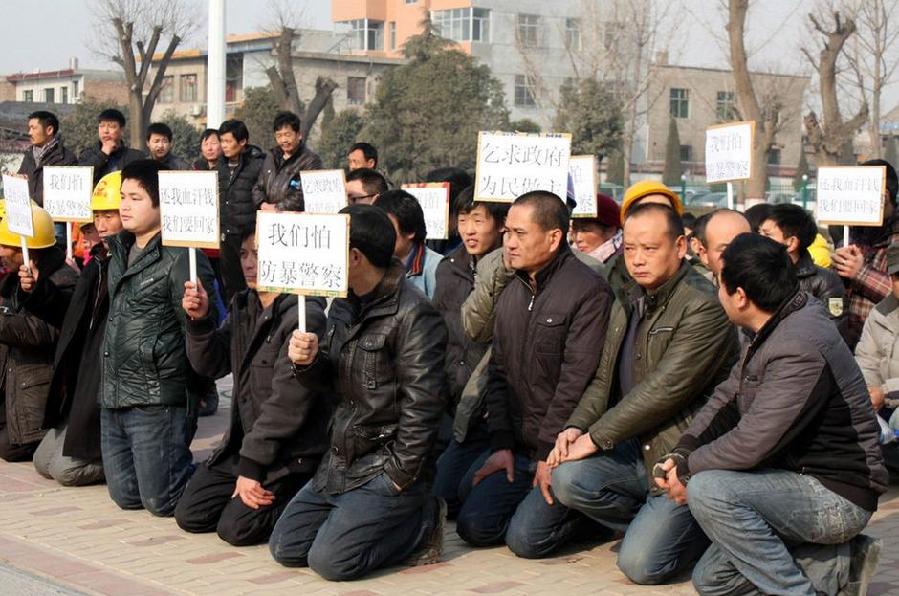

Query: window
73,79,79,99
768,147,781,165
389,22,396,50
347,77,366,105
716,91,737,121
159,76,174,103
602,21,621,51
405,0,416,3
679,145,693,162
517,14,540,48
515,75,537,107
565,18,581,51
345,19,384,50
44,88,55,103
669,88,689,119
180,74,197,102
23,90,33,102
431,8,491,42
60,86,68,104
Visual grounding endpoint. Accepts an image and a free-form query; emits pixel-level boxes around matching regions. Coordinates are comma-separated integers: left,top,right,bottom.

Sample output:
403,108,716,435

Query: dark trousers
269,475,437,581
433,433,490,518
175,459,309,546
0,401,39,462
220,233,247,305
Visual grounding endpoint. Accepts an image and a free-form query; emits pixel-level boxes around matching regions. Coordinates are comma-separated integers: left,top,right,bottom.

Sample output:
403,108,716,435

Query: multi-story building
5,59,127,106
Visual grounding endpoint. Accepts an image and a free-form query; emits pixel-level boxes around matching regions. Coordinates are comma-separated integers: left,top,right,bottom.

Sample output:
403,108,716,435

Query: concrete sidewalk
0,390,897,595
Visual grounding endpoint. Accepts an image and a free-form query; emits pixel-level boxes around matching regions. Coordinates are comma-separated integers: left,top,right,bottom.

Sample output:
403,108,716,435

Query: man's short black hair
766,204,817,252
744,203,774,233
721,233,798,312
346,167,389,197
454,186,509,227
862,158,899,206
146,122,173,142
376,189,427,244
340,204,396,269
273,111,301,133
121,160,164,208
682,212,697,231
219,119,249,143
98,108,126,126
200,128,219,143
348,142,378,166
625,201,685,241
28,110,59,134
513,190,570,237
426,167,473,205
691,212,713,245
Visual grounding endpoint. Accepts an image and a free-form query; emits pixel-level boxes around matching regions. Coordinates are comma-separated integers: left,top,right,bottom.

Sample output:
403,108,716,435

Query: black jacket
187,292,330,484
217,145,265,235
0,248,78,445
17,138,78,206
796,251,848,337
155,152,190,171
295,261,448,495
487,245,613,461
432,246,490,405
23,245,108,460
78,143,145,184
252,144,323,212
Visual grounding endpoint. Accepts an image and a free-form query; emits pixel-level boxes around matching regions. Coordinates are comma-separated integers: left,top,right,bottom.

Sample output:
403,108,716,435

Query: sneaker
198,389,219,417
839,534,882,596
407,497,447,567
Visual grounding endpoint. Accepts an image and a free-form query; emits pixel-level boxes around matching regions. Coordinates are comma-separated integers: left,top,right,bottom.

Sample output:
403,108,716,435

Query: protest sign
816,165,886,227
705,121,754,184
402,183,450,239
43,166,93,223
474,131,572,202
301,170,347,214
569,155,598,218
2,174,34,238
158,171,220,249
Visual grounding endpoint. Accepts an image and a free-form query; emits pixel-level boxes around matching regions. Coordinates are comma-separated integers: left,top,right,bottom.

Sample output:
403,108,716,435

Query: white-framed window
159,76,174,103
716,90,737,121
44,88,55,103
343,19,384,51
180,74,198,102
389,22,396,50
669,88,690,119
565,18,581,51
515,75,537,107
517,14,540,48
431,7,491,42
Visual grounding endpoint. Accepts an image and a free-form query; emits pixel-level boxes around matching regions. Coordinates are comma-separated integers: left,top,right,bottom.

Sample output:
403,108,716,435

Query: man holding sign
272,205,448,580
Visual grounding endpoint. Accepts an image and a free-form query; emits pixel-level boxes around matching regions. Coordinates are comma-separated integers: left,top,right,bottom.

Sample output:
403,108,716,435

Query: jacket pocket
534,314,566,355
358,334,387,389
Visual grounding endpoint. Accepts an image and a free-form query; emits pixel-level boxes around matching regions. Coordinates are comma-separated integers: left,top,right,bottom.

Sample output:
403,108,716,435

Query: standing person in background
253,111,323,213
194,129,222,171
425,167,473,254
345,168,388,206
17,110,77,206
145,122,189,170
376,190,442,299
78,109,144,184
346,142,378,171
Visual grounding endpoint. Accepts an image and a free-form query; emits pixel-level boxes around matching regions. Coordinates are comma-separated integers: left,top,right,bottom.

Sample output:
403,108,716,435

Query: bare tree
90,0,197,148
801,8,868,165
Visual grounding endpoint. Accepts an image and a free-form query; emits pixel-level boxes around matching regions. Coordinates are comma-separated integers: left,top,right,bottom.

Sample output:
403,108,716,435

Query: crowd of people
3,105,897,594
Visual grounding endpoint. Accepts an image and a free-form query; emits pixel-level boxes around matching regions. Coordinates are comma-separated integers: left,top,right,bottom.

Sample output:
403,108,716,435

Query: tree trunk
870,53,883,159
302,77,339,140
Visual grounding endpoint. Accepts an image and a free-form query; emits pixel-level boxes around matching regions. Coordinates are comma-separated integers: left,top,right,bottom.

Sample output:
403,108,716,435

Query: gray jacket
855,293,899,398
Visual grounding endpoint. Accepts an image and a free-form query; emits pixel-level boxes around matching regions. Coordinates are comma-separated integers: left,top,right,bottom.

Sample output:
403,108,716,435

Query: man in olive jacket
549,203,739,585
102,160,219,517
271,205,448,581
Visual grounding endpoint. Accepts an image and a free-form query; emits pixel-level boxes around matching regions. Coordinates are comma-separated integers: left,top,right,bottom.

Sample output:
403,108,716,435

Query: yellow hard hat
621,180,684,219
0,204,57,249
91,170,122,212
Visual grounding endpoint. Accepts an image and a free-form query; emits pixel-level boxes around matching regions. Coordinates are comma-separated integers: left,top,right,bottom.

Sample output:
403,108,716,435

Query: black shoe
839,534,882,596
407,497,446,567
198,389,219,417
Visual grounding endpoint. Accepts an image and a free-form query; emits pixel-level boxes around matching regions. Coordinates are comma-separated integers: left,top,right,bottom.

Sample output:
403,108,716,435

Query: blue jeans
433,434,490,518
688,469,872,595
455,450,584,559
269,474,437,581
552,440,708,584
101,406,195,517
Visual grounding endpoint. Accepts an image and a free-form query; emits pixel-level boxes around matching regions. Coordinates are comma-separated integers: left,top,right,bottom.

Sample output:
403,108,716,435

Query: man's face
98,119,122,145
274,126,301,157
93,210,123,245
27,118,51,146
704,213,751,276
717,280,745,326
80,224,102,254
0,245,23,269
201,133,222,162
119,178,160,235
219,132,246,159
146,133,172,161
240,234,258,289
458,205,500,257
503,204,561,274
623,211,686,291
388,213,415,260
346,179,377,205
758,219,797,255
347,149,375,171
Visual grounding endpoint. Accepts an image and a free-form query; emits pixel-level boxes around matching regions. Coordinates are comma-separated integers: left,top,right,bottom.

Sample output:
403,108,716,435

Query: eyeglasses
348,193,378,204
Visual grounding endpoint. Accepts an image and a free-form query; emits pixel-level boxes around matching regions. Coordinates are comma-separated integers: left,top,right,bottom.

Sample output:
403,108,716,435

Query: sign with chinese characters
705,121,754,183
43,166,93,223
255,211,349,298
158,171,220,249
2,174,34,237
816,166,886,227
402,183,450,240
569,155,598,218
301,169,347,214
474,131,572,202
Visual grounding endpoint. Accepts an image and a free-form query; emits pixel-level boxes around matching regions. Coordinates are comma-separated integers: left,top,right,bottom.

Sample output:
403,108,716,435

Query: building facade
6,59,127,106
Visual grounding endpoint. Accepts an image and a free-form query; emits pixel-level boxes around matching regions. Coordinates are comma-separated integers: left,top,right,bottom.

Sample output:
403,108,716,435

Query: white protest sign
301,170,347,214
816,166,886,227
474,131,572,202
705,121,754,184
402,183,450,240
2,174,34,237
255,211,349,298
569,155,598,218
158,171,220,249
43,166,93,222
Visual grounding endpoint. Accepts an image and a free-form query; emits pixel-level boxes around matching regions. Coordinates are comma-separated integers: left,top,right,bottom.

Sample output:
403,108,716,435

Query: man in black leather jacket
271,205,448,581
